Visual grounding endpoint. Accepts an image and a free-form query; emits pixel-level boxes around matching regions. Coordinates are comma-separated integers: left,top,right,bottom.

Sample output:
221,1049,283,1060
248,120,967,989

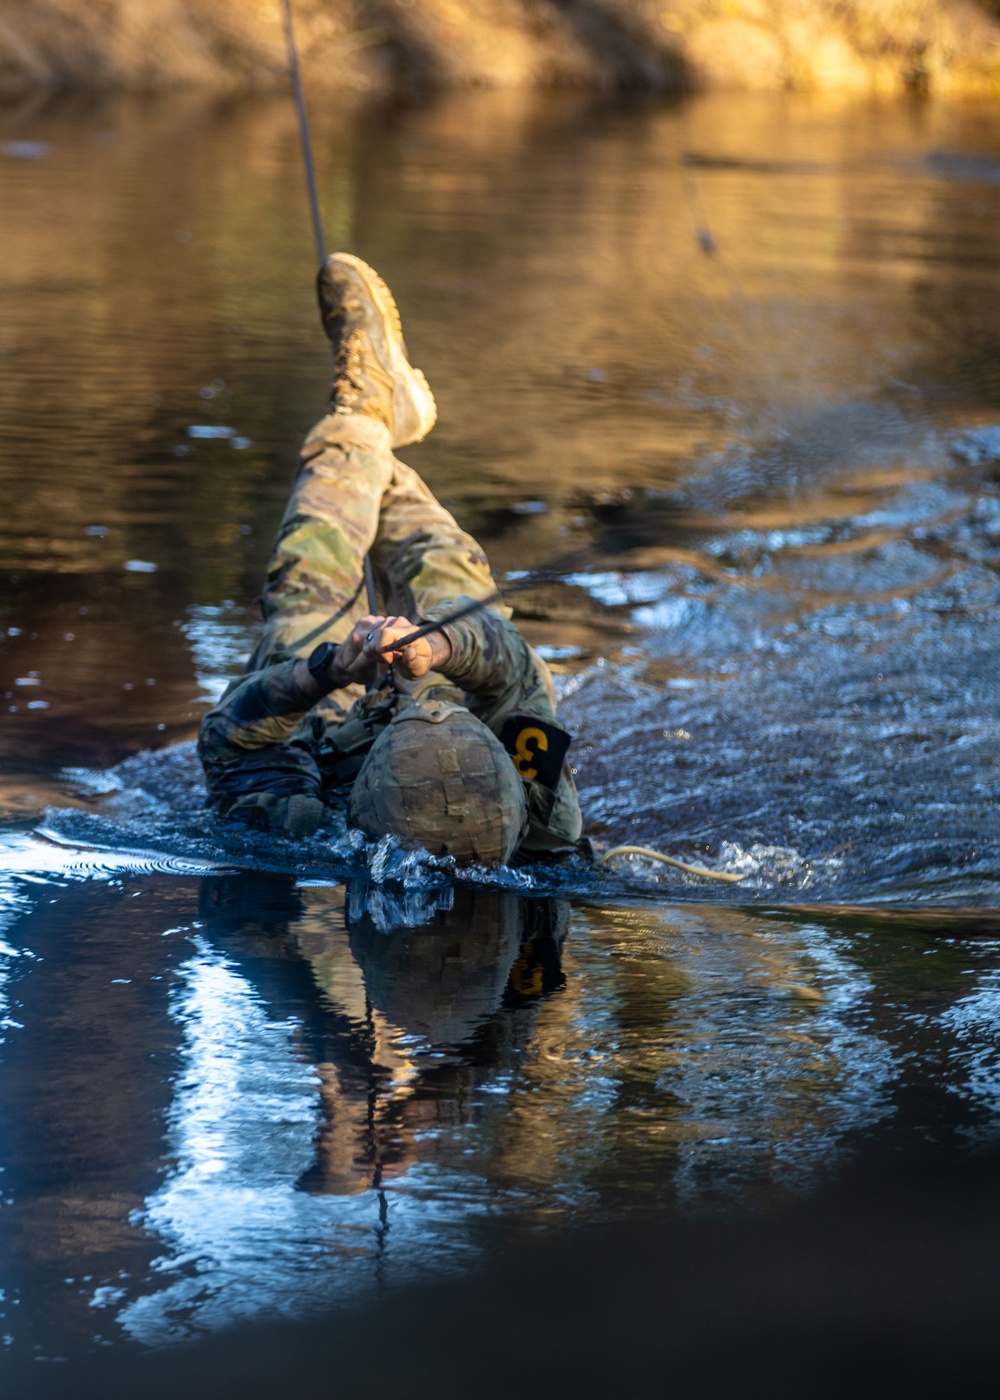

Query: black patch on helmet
499,714,571,792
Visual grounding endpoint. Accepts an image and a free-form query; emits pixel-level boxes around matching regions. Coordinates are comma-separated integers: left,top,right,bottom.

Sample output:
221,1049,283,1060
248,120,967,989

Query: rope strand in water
599,844,745,884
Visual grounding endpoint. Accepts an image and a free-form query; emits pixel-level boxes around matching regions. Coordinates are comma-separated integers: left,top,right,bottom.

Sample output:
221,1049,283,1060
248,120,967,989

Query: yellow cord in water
599,845,746,884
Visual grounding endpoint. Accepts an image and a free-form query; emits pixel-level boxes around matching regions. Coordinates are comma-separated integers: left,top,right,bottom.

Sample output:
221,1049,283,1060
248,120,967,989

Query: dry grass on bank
1,0,1000,98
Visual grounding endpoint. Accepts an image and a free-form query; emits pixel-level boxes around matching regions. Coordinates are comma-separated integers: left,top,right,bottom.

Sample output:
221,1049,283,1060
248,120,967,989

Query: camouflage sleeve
197,660,317,783
428,599,553,720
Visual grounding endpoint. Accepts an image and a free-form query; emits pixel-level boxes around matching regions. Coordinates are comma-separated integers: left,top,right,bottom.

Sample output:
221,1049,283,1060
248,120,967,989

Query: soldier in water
198,255,584,864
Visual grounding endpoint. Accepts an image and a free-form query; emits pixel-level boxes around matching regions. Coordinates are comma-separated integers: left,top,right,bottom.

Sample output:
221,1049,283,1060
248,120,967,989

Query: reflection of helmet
349,700,527,864
347,883,524,1045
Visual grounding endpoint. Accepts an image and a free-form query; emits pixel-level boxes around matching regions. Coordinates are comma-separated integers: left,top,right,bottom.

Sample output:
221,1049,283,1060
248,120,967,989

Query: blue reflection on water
120,935,483,1345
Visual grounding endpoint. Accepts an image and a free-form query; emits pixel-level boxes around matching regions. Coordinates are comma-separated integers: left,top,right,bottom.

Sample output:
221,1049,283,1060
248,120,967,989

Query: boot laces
331,334,368,408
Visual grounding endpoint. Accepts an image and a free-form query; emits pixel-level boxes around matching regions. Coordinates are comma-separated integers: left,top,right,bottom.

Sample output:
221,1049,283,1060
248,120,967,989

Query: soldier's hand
361,616,451,680
332,614,385,683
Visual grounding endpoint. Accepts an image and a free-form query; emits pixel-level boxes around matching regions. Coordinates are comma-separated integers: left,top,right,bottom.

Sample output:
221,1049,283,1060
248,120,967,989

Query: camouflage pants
246,411,506,715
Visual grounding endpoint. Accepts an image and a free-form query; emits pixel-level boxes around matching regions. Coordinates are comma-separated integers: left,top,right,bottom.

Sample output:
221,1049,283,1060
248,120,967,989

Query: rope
280,0,379,650
677,82,792,441
287,574,367,655
363,554,378,614
293,550,602,669
280,0,326,268
599,844,745,884
362,556,380,690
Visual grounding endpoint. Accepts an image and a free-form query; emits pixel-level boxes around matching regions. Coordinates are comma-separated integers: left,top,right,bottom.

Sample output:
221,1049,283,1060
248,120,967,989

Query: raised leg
247,410,507,702
245,412,394,716
373,460,508,622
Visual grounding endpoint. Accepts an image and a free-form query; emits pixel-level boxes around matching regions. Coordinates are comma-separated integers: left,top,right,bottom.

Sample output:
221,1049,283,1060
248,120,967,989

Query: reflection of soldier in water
198,254,583,865
198,874,569,1196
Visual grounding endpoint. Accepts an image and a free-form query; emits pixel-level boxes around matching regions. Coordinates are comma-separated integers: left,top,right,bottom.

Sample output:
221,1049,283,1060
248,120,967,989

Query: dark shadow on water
15,1148,1000,1399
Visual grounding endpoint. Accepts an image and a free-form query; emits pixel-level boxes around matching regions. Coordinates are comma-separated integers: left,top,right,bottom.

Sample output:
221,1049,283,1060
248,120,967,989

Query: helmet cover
349,700,527,864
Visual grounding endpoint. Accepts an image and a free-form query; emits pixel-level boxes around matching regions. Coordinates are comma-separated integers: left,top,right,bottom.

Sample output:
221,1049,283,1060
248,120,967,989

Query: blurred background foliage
2,0,1000,99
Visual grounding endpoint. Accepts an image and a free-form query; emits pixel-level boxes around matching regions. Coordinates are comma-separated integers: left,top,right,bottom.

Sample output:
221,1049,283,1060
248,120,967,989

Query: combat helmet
349,700,527,865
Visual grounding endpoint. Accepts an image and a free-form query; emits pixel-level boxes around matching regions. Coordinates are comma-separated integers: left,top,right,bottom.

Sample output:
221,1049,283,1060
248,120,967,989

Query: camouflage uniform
198,413,583,855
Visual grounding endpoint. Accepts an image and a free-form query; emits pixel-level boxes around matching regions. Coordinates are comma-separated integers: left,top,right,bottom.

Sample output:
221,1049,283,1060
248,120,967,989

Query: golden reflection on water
3,88,998,572
3,85,1000,805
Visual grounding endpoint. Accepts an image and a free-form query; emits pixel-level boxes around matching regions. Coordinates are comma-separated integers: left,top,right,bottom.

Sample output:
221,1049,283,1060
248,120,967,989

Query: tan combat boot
317,253,437,448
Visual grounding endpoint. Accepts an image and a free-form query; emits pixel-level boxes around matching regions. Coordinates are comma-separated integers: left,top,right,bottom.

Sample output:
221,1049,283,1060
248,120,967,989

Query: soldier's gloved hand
361,615,452,680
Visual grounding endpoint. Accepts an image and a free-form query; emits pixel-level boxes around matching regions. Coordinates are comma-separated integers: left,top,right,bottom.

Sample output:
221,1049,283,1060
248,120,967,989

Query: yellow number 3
513,726,548,780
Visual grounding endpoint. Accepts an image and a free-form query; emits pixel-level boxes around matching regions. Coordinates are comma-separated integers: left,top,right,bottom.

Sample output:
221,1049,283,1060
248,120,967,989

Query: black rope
279,0,379,625
290,573,367,654
297,543,608,663
280,0,326,268
390,591,506,650
363,553,378,615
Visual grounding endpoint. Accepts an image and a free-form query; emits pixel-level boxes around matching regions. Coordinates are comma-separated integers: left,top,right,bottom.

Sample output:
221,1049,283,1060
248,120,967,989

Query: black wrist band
306,640,338,693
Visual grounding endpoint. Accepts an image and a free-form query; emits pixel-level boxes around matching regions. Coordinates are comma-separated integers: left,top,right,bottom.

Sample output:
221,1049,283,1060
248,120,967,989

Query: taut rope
280,0,378,617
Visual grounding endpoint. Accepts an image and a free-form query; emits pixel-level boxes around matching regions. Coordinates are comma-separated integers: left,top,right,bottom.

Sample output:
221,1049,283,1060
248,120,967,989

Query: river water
2,87,1000,1362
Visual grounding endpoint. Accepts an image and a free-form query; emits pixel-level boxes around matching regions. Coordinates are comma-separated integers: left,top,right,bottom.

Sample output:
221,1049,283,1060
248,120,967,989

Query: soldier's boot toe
223,791,325,839
281,793,326,838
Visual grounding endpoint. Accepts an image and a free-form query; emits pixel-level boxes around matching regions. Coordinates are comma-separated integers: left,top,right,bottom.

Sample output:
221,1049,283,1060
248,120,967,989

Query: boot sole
329,252,437,448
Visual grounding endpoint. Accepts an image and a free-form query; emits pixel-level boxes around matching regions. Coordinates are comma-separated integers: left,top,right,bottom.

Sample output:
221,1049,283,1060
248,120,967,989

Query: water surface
3,87,1000,1360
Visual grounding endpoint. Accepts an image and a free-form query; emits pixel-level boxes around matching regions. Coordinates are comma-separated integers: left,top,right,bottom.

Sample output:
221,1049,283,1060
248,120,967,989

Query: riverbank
2,0,1000,100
